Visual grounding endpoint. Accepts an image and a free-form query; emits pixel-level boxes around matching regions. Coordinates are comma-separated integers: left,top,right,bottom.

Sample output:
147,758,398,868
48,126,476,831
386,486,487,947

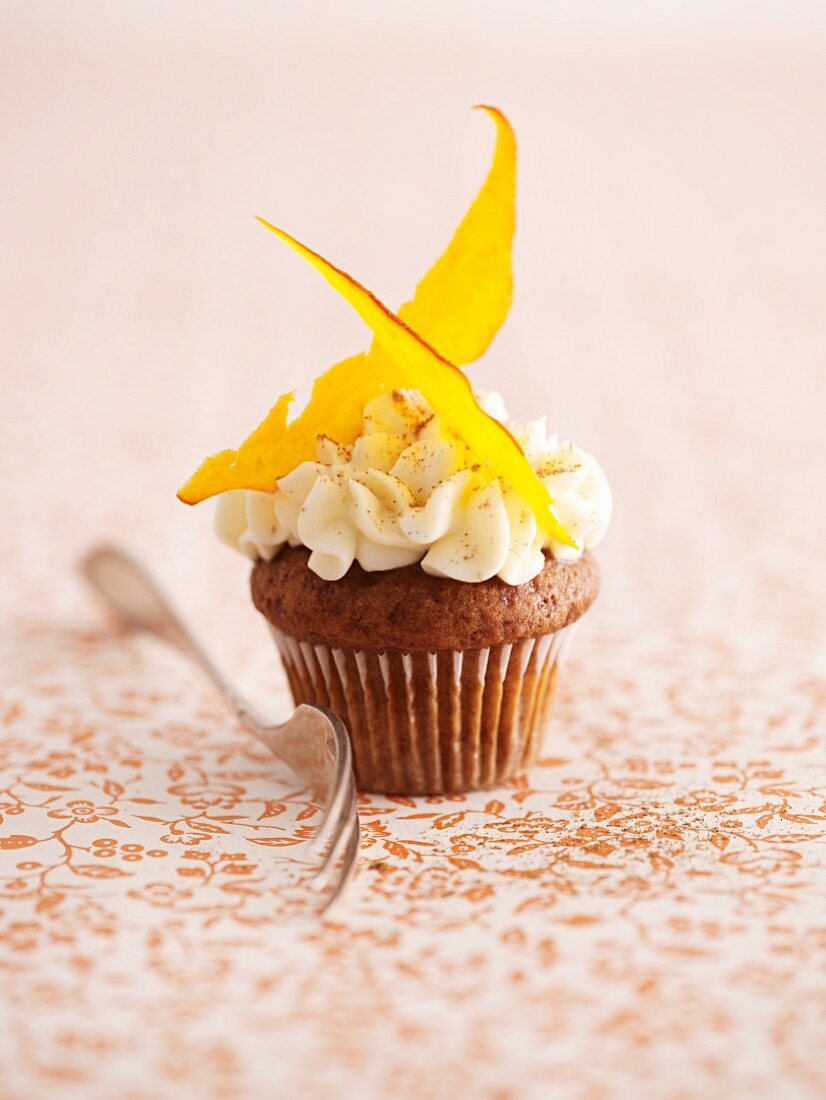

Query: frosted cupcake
178,107,611,793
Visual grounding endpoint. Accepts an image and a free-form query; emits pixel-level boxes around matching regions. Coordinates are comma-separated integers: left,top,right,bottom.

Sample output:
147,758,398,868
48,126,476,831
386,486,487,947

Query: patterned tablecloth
2,7,825,1099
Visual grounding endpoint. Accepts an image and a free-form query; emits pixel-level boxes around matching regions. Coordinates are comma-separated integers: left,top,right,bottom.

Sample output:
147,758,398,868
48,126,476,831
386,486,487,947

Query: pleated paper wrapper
270,626,574,794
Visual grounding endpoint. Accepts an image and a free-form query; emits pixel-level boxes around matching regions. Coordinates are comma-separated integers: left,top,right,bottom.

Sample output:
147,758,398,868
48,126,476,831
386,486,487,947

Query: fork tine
297,703,360,899
308,705,355,857
315,808,360,917
311,774,358,891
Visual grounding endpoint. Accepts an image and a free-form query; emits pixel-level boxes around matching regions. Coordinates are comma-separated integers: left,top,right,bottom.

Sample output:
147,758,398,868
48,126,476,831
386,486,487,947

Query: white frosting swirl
215,389,612,584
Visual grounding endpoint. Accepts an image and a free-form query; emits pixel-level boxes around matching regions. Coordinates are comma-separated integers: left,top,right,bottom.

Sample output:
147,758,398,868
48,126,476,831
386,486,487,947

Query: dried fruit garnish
178,108,574,547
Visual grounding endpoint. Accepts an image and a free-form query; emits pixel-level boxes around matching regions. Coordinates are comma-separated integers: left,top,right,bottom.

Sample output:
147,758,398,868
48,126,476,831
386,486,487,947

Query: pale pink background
1,4,825,1099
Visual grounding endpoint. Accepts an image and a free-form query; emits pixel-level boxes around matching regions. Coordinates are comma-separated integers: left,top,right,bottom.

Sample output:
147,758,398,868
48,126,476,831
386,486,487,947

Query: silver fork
80,544,360,915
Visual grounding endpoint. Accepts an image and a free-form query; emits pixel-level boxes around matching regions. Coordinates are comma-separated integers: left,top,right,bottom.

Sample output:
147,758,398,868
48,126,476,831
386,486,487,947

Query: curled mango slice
177,107,575,547
396,105,516,366
179,108,517,505
178,392,293,503
238,220,573,546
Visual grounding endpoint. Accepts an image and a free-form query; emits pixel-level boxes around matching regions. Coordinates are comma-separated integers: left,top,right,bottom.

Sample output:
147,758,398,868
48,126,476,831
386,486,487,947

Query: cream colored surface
214,389,611,582
1,4,826,1100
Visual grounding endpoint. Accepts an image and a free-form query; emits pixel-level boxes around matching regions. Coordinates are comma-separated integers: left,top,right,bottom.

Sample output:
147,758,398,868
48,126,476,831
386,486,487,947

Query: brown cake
251,548,599,793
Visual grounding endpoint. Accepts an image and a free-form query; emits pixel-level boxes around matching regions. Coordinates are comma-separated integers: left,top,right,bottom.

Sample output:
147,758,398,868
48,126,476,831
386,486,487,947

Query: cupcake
178,107,611,794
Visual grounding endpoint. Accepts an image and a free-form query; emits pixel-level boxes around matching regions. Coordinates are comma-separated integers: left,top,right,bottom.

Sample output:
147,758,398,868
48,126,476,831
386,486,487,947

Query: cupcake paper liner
270,626,573,794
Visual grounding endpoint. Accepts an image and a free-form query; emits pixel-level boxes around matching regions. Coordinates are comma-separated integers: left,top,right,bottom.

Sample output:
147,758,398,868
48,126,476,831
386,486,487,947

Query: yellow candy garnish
254,221,574,546
177,107,575,548
396,105,515,366
178,392,293,502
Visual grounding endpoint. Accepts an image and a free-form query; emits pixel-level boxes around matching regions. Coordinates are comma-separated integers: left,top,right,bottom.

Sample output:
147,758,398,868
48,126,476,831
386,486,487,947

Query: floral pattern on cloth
1,614,824,1100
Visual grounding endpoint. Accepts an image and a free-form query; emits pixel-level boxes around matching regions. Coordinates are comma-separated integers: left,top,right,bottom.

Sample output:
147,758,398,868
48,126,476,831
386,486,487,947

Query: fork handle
81,544,266,734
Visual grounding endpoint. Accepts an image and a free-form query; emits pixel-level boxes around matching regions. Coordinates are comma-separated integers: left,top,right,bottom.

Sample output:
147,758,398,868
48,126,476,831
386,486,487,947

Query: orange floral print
1,552,824,1100
167,782,246,811
47,800,121,824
